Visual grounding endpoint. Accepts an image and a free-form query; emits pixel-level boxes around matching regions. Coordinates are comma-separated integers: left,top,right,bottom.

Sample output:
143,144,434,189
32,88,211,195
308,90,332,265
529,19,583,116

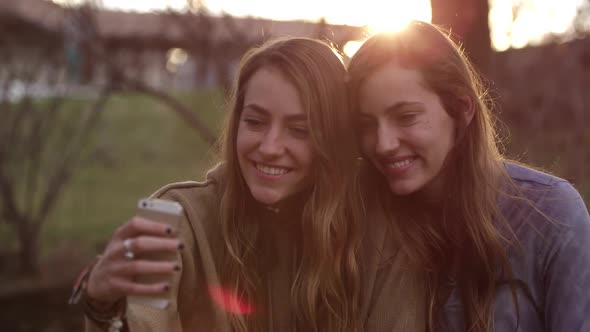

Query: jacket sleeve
540,181,590,331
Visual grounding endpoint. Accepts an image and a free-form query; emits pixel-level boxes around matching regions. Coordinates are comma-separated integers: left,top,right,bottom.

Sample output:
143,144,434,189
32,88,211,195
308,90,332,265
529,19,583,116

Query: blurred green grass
0,89,226,261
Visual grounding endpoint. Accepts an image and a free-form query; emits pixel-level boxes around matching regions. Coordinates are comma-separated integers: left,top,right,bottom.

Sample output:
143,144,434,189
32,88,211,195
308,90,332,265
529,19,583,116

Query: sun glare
365,0,432,34
53,0,187,12
490,0,583,51
54,0,583,53
338,0,432,57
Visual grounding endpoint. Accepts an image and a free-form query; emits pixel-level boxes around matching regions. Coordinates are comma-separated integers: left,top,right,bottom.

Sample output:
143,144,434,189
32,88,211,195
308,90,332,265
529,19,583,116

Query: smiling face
236,66,313,205
358,63,456,197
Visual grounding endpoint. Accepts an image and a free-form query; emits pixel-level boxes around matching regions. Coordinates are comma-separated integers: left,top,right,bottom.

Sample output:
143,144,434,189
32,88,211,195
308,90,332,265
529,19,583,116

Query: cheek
428,117,456,160
299,143,314,170
236,126,255,153
290,139,314,174
440,116,457,149
360,132,376,156
235,129,247,156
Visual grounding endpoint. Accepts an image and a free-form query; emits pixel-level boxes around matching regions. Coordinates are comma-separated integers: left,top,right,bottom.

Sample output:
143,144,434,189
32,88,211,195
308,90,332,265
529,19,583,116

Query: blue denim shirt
441,163,590,331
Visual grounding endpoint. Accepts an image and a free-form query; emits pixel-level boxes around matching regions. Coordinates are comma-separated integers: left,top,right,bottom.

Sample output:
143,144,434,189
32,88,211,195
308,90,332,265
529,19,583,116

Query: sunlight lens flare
343,41,364,59
343,0,432,58
366,0,432,34
208,285,256,315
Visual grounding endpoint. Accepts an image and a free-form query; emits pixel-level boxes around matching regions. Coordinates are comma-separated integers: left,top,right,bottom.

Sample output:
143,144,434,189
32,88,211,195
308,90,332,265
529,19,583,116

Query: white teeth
388,159,412,169
256,163,289,175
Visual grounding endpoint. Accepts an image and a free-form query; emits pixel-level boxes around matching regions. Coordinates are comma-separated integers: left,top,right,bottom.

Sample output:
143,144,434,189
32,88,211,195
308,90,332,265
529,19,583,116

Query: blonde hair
218,37,363,331
347,21,517,332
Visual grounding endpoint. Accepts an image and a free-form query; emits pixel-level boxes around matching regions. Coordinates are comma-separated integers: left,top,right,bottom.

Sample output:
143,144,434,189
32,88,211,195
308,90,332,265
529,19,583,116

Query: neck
255,189,308,231
267,186,310,213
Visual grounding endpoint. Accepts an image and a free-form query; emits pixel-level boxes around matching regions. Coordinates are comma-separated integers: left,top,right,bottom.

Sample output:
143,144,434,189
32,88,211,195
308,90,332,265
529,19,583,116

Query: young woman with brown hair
348,21,590,332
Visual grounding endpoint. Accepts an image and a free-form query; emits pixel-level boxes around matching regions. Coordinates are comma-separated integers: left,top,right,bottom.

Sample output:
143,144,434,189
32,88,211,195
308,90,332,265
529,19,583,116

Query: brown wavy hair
347,21,518,332
217,37,364,331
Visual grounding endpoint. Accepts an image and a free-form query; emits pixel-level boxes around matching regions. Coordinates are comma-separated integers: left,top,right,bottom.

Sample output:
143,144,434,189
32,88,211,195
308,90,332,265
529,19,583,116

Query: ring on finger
123,238,135,260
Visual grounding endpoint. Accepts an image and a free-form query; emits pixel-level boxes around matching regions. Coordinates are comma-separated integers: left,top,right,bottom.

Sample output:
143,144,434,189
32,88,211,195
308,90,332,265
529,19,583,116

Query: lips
387,158,413,169
254,162,291,176
378,156,416,175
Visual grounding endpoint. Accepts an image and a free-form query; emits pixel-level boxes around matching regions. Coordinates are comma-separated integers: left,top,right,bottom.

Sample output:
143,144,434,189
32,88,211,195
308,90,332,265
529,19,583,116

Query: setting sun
364,0,432,34
319,0,433,57
53,0,432,58
53,0,432,32
52,0,583,52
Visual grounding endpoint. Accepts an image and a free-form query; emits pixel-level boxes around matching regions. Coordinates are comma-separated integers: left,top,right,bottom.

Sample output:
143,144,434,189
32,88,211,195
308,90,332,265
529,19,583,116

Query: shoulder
501,161,589,234
151,163,225,204
149,164,227,238
504,161,584,207
505,162,566,188
146,164,227,256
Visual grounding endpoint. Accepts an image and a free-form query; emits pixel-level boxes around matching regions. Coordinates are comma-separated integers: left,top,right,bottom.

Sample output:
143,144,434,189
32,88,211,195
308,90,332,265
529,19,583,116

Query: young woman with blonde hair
73,37,422,331
348,21,590,332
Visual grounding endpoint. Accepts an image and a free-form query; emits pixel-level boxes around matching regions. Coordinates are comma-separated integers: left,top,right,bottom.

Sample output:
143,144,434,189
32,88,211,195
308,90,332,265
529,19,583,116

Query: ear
459,95,475,126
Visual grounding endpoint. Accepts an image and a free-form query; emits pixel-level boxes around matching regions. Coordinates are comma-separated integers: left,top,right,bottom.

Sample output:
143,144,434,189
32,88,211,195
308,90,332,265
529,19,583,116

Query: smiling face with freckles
236,65,313,205
358,62,456,197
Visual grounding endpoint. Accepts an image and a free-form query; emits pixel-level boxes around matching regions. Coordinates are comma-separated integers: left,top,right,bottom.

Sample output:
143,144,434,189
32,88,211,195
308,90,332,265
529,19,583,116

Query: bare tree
163,6,263,93
0,2,261,273
70,2,219,144
89,40,218,145
0,51,112,275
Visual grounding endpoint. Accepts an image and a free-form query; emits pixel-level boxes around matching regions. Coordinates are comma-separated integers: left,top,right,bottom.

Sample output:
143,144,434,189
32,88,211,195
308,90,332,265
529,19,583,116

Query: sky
53,0,586,52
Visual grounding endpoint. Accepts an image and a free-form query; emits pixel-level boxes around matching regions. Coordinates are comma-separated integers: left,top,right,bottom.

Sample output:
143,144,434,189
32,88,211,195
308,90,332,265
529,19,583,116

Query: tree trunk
430,0,491,73
17,220,40,275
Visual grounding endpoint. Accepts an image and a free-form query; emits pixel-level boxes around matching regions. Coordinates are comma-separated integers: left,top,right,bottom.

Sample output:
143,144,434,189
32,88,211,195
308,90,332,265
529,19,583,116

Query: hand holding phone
126,198,184,310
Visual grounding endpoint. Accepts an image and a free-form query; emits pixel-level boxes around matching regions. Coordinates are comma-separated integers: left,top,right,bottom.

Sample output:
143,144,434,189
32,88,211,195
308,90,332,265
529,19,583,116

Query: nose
258,125,284,157
375,123,400,156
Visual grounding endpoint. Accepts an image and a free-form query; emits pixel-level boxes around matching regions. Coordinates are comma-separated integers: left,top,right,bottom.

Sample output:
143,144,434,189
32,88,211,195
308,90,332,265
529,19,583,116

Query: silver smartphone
127,198,183,310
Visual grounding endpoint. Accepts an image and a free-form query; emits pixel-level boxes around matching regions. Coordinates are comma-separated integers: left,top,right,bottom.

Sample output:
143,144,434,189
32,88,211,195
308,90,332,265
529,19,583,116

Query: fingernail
165,227,172,235
178,243,184,250
174,265,181,271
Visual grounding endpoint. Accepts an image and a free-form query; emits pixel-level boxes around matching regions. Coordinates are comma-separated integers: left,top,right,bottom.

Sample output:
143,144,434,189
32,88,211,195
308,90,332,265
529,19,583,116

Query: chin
388,181,420,196
250,189,284,205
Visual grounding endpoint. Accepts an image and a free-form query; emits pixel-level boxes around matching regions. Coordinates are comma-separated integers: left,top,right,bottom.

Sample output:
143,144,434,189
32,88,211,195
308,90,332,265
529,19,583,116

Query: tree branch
36,87,111,222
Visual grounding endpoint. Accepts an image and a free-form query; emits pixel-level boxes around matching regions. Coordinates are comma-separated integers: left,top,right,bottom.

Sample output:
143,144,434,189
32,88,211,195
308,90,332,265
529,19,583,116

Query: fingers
114,216,177,241
110,278,172,296
86,258,181,302
91,269,175,300
115,235,183,259
112,259,181,277
86,215,184,304
108,259,180,297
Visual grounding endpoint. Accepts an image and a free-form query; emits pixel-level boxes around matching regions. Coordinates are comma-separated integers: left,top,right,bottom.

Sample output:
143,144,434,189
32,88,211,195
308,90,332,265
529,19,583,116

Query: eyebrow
243,103,307,122
383,101,424,115
243,103,267,114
